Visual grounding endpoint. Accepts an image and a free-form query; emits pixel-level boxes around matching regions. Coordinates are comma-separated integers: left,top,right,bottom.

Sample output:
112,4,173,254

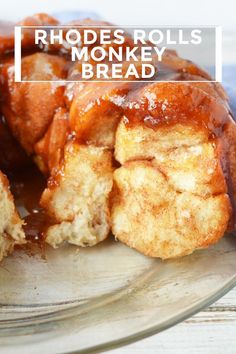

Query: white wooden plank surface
108,286,236,354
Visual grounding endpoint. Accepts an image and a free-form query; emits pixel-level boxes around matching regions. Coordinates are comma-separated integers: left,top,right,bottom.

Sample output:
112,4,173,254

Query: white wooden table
108,287,236,354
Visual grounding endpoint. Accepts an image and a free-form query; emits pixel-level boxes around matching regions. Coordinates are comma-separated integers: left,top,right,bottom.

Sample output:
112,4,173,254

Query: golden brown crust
70,82,136,148
0,13,59,55
34,108,69,175
1,53,67,154
123,82,229,134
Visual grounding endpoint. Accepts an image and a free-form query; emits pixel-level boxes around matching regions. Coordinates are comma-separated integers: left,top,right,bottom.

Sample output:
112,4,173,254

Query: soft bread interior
41,143,113,248
111,121,231,259
0,172,25,260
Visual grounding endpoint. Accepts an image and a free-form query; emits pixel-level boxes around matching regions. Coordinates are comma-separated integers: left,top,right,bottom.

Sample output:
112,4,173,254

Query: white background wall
1,0,236,30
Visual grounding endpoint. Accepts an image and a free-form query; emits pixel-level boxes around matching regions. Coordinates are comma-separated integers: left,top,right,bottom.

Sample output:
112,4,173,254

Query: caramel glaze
0,13,235,244
9,164,55,243
0,115,30,173
123,82,229,136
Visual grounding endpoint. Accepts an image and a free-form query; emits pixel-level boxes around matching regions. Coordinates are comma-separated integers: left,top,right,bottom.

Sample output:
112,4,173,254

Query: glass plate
0,15,235,351
0,233,236,353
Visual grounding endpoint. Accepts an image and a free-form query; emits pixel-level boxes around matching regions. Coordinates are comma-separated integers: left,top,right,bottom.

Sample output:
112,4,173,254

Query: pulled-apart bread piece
0,171,25,260
112,82,234,258
116,122,227,197
40,143,113,248
111,161,230,259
